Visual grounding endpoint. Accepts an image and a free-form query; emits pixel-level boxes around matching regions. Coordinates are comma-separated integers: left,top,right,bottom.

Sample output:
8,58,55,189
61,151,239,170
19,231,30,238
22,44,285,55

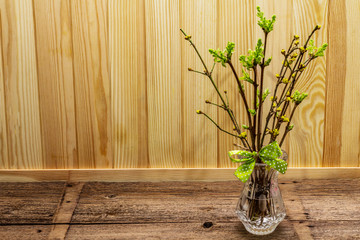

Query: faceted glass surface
235,151,287,235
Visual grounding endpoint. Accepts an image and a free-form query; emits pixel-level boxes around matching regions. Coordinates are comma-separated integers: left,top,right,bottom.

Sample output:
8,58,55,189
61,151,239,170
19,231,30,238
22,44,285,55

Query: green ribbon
228,141,288,183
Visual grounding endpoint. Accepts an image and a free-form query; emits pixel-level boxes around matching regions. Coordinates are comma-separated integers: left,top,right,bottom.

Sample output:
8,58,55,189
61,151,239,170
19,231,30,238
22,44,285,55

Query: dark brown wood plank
0,182,64,224
0,225,52,240
66,221,299,240
71,181,242,223
65,221,360,240
281,179,360,221
72,179,360,224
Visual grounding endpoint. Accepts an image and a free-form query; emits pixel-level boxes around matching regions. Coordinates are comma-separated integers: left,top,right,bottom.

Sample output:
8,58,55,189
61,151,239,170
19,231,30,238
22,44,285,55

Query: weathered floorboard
0,182,65,224
0,180,360,239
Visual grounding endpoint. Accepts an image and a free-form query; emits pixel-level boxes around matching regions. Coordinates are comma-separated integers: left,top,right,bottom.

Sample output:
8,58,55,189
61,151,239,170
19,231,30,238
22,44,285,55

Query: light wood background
0,0,359,169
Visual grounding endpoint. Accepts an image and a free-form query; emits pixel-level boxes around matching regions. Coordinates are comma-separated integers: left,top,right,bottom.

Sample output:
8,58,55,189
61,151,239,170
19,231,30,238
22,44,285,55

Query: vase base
236,210,286,235
242,222,278,235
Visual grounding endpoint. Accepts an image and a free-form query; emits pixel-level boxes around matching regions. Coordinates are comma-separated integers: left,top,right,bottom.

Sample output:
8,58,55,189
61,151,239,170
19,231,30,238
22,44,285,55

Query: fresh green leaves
262,88,270,101
226,42,235,59
257,6,276,33
264,57,272,66
209,49,227,67
248,109,256,116
209,42,235,67
242,124,249,130
292,90,308,104
307,39,329,58
239,39,264,70
240,69,254,84
315,43,328,57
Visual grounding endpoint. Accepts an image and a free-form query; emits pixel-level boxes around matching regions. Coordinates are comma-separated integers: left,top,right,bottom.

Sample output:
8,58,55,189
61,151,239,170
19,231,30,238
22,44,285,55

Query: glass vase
235,151,287,235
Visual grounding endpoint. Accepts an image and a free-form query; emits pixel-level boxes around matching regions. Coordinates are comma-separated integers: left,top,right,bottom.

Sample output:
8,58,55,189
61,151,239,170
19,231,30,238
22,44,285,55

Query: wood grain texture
290,0,328,167
71,0,112,168
33,0,77,169
0,168,359,182
0,0,43,169
109,0,148,168
0,182,64,224
181,0,218,168
340,0,360,167
0,0,358,169
217,0,256,168
145,0,182,168
1,180,360,239
0,12,9,168
322,0,347,167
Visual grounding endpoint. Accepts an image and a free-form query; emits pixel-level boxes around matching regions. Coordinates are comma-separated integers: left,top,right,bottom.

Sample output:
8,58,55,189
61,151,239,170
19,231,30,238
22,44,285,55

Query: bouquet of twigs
181,6,327,182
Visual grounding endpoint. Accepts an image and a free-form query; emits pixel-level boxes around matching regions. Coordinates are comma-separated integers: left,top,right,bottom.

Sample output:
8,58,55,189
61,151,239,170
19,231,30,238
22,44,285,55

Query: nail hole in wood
203,222,213,228
37,229,42,233
67,184,73,187
106,194,116,198
66,201,71,203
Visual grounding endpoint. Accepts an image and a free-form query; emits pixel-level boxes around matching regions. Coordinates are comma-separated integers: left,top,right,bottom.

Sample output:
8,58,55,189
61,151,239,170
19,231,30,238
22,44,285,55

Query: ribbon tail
234,159,255,182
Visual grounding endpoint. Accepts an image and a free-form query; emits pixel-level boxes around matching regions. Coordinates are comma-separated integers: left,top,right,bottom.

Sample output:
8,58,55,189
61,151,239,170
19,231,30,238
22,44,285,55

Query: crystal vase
235,152,287,235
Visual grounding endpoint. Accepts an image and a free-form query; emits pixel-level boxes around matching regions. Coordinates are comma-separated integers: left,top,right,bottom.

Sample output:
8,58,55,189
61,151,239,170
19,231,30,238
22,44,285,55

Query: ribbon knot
228,141,288,182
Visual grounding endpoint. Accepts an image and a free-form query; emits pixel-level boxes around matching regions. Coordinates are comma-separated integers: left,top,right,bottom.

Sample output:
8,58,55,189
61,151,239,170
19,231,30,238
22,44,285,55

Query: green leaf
225,42,235,59
242,124,249,129
256,6,276,33
306,40,328,58
292,90,308,104
239,39,263,69
209,48,227,67
314,43,328,57
240,69,254,84
264,57,272,66
248,109,256,116
262,88,270,101
209,42,236,67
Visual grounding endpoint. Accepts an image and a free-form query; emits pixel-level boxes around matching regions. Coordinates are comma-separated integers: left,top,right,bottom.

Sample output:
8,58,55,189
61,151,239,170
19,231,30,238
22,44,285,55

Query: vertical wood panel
0,0,43,169
109,0,148,168
145,0,182,168
323,0,346,167
0,0,358,169
217,0,256,167
71,0,112,168
33,0,77,169
180,0,217,168
0,12,9,168
289,0,328,167
340,0,360,167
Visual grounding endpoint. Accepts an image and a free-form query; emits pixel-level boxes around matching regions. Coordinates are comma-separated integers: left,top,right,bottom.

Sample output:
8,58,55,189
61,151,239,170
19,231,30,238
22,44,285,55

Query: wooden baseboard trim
0,168,359,182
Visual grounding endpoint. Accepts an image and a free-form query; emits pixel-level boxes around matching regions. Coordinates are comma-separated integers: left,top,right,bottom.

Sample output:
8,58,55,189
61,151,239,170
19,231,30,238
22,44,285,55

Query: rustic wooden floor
0,179,359,240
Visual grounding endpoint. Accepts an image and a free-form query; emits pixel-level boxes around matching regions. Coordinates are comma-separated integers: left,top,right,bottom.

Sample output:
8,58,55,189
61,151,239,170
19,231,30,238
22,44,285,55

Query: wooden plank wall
0,0,358,169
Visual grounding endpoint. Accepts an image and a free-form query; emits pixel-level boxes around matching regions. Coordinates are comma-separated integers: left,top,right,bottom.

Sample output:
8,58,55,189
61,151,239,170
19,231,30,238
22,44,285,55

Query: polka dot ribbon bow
228,141,288,182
